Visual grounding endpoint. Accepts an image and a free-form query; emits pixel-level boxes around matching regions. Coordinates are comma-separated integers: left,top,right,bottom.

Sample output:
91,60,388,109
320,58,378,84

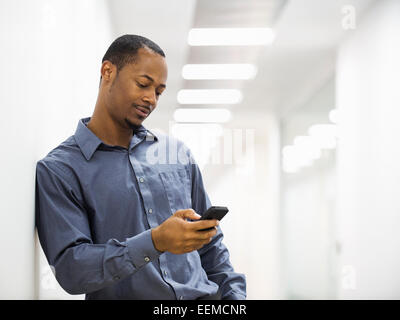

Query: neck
87,103,133,149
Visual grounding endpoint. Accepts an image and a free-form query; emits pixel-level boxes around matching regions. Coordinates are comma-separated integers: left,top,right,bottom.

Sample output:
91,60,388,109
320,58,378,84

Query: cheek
121,83,140,104
110,83,135,107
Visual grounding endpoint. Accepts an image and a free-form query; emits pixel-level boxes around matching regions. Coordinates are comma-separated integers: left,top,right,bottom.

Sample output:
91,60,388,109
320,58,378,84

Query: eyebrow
139,74,166,88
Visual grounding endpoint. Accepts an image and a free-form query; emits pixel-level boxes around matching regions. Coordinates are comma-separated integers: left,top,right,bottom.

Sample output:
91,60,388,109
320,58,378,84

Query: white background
1,0,399,300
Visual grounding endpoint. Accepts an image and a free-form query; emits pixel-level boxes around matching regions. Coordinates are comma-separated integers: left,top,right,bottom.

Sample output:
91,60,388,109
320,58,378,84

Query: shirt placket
128,135,159,230
128,134,181,300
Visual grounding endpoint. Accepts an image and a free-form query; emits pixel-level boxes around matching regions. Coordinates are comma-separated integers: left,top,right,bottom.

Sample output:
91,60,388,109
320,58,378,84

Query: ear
100,61,116,83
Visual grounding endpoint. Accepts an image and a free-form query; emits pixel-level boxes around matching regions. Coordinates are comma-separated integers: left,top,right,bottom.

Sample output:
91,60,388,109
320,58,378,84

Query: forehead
123,48,168,83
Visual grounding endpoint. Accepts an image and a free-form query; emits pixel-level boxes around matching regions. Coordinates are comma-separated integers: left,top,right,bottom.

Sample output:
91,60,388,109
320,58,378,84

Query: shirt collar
74,117,158,161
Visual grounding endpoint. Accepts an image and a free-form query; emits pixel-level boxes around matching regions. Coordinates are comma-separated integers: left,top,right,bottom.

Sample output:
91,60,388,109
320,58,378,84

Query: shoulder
36,135,83,183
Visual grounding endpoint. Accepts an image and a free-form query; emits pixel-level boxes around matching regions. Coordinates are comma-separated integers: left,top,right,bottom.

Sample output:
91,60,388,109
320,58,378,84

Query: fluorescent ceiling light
308,124,337,137
282,144,313,173
171,123,223,139
177,89,242,105
293,136,322,160
173,108,231,123
308,124,337,149
329,109,338,124
182,64,257,80
188,28,275,46
282,125,338,174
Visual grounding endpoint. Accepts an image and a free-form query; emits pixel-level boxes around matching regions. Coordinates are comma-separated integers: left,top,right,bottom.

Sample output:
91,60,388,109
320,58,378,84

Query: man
35,34,246,300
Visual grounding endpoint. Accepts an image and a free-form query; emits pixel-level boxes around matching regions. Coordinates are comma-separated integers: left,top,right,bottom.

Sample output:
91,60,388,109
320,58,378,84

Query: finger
196,236,215,247
195,227,218,240
190,219,219,231
175,209,201,221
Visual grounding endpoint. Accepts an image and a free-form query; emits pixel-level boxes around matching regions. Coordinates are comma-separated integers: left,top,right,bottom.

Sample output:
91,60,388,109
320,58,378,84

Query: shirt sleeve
35,160,161,295
187,150,247,300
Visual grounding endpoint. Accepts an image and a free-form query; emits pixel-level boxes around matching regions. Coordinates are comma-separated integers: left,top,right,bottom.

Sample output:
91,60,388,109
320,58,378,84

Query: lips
135,105,150,117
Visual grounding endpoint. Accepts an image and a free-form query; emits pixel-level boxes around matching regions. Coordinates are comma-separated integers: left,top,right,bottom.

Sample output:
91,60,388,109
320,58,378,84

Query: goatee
124,118,141,131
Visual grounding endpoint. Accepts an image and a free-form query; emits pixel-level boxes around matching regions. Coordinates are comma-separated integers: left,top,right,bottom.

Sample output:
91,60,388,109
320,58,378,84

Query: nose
142,91,156,107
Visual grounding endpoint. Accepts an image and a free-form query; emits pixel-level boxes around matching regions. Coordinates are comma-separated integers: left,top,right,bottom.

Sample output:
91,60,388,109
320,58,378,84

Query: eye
137,82,147,88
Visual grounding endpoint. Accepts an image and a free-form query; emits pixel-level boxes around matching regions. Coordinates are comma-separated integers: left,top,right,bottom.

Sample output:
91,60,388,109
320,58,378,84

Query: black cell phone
198,206,229,231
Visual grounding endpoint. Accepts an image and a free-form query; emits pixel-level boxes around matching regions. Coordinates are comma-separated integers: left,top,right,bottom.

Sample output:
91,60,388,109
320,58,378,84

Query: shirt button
148,208,153,214
163,270,168,277
179,296,184,300
144,256,150,263
139,177,144,183
113,275,120,281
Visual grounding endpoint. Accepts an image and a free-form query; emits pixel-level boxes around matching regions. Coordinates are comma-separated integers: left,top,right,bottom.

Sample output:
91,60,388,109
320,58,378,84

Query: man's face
102,47,168,129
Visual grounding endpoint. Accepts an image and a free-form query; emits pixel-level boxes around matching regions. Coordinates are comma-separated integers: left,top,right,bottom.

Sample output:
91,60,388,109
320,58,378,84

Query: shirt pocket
159,168,192,214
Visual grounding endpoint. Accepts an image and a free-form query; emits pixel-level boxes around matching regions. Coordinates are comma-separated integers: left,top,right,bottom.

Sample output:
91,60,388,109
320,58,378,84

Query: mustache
133,104,153,113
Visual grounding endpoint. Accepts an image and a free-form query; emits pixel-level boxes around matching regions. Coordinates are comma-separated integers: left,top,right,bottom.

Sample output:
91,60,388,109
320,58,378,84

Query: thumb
174,209,201,220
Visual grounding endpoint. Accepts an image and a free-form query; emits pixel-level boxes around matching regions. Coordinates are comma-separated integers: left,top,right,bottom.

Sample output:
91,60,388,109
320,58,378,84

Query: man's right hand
151,209,219,254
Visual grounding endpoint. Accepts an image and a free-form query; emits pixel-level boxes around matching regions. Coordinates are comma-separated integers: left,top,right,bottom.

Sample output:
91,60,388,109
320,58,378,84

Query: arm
188,153,247,300
35,160,161,295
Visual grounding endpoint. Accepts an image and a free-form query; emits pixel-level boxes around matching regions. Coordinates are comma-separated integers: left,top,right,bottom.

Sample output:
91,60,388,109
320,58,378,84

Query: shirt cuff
126,229,162,269
224,293,246,300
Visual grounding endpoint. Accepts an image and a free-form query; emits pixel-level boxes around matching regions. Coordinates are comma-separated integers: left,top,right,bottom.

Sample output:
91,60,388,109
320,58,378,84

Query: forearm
51,230,161,295
198,228,246,300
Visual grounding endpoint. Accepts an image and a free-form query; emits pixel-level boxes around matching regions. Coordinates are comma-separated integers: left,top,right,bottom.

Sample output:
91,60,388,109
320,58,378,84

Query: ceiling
107,0,376,132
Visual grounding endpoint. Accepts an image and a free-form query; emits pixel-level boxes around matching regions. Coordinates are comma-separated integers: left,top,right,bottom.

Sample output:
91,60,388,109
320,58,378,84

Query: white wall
0,0,112,299
280,78,337,299
282,156,337,299
336,0,400,299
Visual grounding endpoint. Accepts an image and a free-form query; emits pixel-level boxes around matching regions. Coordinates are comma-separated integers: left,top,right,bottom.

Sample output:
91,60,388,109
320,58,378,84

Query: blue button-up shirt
35,117,246,300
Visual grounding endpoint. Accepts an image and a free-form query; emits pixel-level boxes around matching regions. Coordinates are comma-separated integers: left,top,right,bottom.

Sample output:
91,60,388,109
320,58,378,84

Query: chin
125,117,143,130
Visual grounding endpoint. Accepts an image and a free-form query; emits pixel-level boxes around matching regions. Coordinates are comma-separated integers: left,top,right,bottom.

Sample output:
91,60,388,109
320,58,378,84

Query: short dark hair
102,34,165,72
